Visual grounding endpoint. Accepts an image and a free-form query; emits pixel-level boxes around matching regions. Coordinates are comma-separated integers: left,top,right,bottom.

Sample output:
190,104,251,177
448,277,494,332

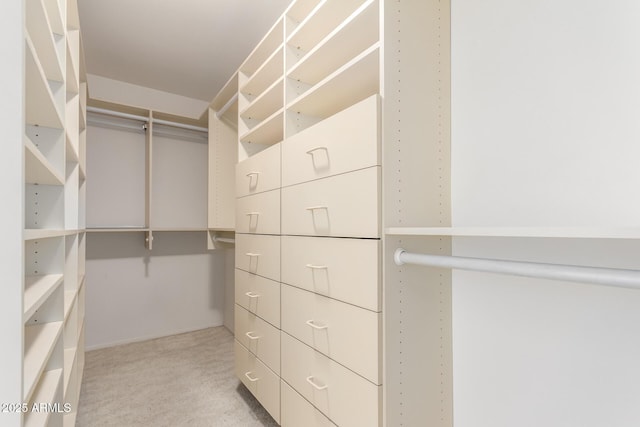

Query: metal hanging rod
215,93,238,119
87,106,208,133
394,248,640,290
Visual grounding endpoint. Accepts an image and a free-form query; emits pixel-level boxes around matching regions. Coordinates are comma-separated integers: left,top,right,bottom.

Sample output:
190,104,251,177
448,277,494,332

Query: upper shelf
26,35,64,129
384,227,640,239
42,0,64,35
26,0,64,83
25,136,65,186
240,46,284,98
240,18,284,77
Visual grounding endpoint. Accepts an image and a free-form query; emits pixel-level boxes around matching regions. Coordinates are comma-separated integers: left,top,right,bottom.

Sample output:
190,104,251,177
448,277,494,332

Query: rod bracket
394,248,406,266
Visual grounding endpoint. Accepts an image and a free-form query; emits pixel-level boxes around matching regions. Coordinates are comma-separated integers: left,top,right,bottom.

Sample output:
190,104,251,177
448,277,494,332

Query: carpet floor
76,326,279,426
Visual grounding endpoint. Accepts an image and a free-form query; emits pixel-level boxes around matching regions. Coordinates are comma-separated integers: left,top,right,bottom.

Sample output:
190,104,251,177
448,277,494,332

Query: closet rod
87,107,208,133
215,93,238,119
394,249,640,290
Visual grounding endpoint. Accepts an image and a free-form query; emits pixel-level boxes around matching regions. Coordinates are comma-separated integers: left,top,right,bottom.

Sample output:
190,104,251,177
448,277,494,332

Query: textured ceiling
78,0,292,102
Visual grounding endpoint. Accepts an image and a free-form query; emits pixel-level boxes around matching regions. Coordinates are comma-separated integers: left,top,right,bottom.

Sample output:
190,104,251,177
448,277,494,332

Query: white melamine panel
208,109,237,230
234,340,280,423
281,332,381,427
85,232,224,349
281,284,380,384
451,0,640,228
235,189,281,235
281,235,380,311
281,381,337,427
234,305,280,375
235,143,281,198
86,124,145,228
282,94,379,187
25,184,64,229
151,132,207,229
235,269,280,327
235,234,281,281
281,166,380,238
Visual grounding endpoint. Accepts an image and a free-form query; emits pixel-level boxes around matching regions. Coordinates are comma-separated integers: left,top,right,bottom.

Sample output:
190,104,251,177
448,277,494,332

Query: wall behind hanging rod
394,249,640,290
87,106,208,133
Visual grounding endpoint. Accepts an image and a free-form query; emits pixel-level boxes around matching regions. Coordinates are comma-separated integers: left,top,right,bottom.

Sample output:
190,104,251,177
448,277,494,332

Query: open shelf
24,368,63,427
66,131,80,162
241,46,284,98
86,227,149,233
25,0,64,82
25,136,65,186
286,0,323,34
63,347,77,395
42,0,64,35
384,227,640,239
287,0,366,53
210,72,238,126
239,108,284,145
287,43,379,119
288,0,378,85
26,34,64,129
23,321,63,402
24,229,71,240
240,77,284,121
24,274,64,321
64,290,77,321
240,18,284,77
66,43,79,95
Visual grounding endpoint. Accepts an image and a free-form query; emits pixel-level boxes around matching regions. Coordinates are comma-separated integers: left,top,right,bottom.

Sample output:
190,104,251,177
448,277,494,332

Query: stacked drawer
280,95,382,426
234,144,281,423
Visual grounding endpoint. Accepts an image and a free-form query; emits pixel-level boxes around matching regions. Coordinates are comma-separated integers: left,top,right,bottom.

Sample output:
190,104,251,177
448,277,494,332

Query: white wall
451,1,640,426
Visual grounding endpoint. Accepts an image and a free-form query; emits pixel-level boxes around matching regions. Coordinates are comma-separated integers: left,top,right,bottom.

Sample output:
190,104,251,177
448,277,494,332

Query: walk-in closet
3,0,640,426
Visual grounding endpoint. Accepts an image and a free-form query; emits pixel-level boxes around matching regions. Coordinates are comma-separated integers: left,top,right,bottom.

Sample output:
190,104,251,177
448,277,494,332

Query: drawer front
235,189,280,234
281,166,380,238
281,235,380,311
235,305,280,375
281,381,337,427
235,234,280,281
235,269,280,327
281,333,381,427
235,340,280,423
282,94,380,187
281,284,380,384
236,143,281,197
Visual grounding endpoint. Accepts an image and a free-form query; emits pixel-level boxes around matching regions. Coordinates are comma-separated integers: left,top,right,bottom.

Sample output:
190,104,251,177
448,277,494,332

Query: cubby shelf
240,18,284,77
23,321,63,402
385,227,640,239
25,0,64,83
24,229,72,240
23,368,63,427
240,77,284,121
286,0,323,32
286,43,379,119
25,136,65,186
24,274,64,321
42,0,65,35
241,46,284,98
239,108,284,145
26,34,64,130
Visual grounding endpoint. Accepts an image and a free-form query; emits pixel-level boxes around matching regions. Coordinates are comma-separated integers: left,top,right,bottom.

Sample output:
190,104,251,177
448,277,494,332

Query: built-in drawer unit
235,340,280,423
281,284,381,384
236,189,280,234
281,381,337,427
281,332,381,427
281,235,381,311
235,269,280,327
235,233,280,281
282,94,380,187
281,166,380,238
236,143,281,197
235,304,280,375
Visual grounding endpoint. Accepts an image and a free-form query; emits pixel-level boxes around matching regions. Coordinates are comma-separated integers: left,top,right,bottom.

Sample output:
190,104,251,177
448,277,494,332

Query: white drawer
235,304,280,375
235,233,280,281
235,269,280,327
282,94,380,187
281,284,381,384
281,333,381,427
236,144,281,197
281,380,336,427
281,235,380,311
235,189,280,234
281,166,380,238
235,340,280,423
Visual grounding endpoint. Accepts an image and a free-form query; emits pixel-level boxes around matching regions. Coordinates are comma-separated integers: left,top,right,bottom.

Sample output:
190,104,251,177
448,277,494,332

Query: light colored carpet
77,326,279,427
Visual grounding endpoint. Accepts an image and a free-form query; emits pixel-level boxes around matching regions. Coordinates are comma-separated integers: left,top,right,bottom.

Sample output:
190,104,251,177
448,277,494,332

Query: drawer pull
305,264,328,270
245,331,260,340
246,171,260,177
306,319,328,330
245,291,260,298
306,375,328,390
245,212,260,216
245,252,260,257
306,146,328,155
244,372,260,382
305,206,328,211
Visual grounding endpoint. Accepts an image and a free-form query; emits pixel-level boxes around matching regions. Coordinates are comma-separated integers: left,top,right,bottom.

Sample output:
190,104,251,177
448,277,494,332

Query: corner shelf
25,136,65,186
24,274,64,321
23,321,63,402
384,227,640,239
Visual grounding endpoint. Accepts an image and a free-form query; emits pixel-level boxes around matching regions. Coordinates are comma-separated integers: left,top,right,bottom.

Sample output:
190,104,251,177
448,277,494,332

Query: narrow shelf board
384,227,640,239
211,72,239,111
286,43,380,118
240,18,284,75
24,136,65,185
24,321,63,402
239,77,284,121
151,228,209,232
66,131,80,163
239,109,284,145
24,274,64,321
25,34,64,129
25,0,64,82
23,368,63,427
286,0,322,25
240,46,284,97
85,227,149,233
66,41,79,94
64,290,78,322
288,0,379,85
24,229,71,240
63,347,77,396
208,227,236,232
42,0,65,35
